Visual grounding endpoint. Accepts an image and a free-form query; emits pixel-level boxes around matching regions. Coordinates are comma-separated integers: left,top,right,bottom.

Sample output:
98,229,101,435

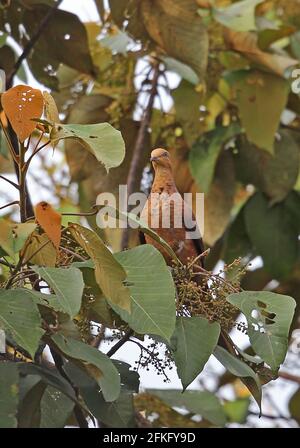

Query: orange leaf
34,202,62,250
1,85,44,142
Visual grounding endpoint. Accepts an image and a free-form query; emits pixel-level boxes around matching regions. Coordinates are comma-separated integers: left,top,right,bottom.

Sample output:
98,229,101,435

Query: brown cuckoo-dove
141,148,205,267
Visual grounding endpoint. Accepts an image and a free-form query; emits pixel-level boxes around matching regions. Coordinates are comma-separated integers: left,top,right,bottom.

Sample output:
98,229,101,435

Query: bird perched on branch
141,148,205,268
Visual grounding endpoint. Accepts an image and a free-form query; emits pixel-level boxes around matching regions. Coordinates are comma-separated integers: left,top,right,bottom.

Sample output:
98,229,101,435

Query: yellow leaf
43,91,60,124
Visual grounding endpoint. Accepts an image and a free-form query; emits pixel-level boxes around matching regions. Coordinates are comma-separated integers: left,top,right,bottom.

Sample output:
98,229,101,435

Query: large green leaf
51,123,125,171
0,289,44,358
33,266,84,318
213,0,263,32
40,387,74,428
170,317,220,390
213,346,262,411
18,380,46,428
51,333,121,402
227,291,296,371
189,124,240,193
112,245,176,341
234,70,289,153
147,389,226,427
0,363,19,428
65,362,135,428
68,223,131,312
244,192,298,278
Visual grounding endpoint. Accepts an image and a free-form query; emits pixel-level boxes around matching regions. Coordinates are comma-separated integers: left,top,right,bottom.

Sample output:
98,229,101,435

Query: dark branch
121,61,160,249
106,329,134,358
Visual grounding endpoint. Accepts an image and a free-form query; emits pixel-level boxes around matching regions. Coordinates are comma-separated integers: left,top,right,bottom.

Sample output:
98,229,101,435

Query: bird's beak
150,156,158,162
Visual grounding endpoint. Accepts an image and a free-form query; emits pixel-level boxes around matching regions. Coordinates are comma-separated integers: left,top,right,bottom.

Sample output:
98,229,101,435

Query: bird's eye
163,152,168,157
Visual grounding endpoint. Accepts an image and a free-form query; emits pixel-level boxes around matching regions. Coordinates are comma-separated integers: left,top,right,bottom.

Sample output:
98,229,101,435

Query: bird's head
150,148,172,170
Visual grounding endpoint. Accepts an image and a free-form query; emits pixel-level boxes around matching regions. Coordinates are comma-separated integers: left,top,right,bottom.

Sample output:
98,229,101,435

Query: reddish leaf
1,85,44,142
34,202,62,250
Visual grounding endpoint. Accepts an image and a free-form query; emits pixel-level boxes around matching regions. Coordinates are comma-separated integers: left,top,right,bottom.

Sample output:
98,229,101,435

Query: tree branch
106,329,133,358
121,61,160,249
279,370,300,385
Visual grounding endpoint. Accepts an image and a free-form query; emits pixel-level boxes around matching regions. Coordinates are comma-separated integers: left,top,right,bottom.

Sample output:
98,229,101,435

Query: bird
140,148,205,268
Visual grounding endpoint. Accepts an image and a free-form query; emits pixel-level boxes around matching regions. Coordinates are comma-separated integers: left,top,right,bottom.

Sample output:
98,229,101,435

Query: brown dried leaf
1,85,44,142
34,202,62,250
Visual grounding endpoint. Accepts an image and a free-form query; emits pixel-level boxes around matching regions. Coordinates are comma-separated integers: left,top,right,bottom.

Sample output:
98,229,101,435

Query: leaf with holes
32,266,84,318
34,202,62,250
0,289,44,358
1,85,44,142
51,333,121,402
68,223,131,312
50,123,125,171
227,291,296,371
170,317,220,390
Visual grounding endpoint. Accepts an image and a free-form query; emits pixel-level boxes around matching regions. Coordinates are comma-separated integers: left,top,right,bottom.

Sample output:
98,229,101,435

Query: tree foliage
0,0,300,428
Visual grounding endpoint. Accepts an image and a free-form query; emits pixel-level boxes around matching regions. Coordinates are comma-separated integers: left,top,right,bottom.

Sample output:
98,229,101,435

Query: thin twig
0,200,19,210
279,371,300,385
0,175,19,190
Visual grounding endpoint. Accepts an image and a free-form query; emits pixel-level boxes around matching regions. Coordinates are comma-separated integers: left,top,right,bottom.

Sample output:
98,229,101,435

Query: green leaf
103,206,180,263
40,387,74,428
65,362,135,428
227,291,296,371
51,123,125,171
112,245,176,341
0,220,36,259
51,333,121,402
68,223,131,312
189,124,240,193
17,363,78,406
234,130,300,203
18,380,46,428
213,0,263,32
223,398,250,424
170,317,220,390
162,56,199,85
234,70,289,153
171,79,203,146
244,192,298,278
147,389,226,427
214,346,262,411
223,206,252,263
32,266,84,318
0,289,44,358
0,363,19,428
